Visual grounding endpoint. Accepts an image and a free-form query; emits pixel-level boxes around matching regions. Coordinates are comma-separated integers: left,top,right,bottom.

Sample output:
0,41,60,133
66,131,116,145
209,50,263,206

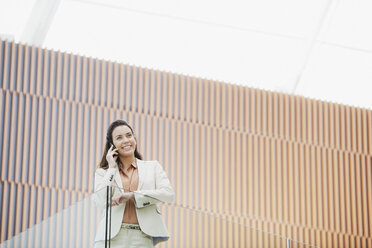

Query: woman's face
111,125,137,157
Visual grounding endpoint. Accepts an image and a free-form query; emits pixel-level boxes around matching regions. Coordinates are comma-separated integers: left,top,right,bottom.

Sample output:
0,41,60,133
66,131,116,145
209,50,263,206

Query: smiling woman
94,120,174,248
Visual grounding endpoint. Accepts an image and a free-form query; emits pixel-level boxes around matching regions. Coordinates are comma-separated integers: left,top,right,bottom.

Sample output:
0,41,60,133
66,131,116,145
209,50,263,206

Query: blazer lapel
137,159,145,190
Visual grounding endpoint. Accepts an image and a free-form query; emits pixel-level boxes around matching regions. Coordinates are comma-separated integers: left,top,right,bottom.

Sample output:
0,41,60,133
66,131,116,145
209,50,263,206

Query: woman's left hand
111,192,134,206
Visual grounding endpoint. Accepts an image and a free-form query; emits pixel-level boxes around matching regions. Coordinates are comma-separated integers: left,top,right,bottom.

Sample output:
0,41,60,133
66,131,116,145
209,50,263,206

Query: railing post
105,186,109,248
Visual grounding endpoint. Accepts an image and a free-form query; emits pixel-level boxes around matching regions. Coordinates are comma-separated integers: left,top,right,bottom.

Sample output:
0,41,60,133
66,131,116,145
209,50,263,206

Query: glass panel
167,204,318,248
0,186,111,248
290,239,318,248
0,186,318,247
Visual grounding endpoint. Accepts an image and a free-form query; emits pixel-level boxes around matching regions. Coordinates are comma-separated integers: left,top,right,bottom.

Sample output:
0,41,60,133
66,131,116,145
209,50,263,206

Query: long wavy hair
98,120,143,169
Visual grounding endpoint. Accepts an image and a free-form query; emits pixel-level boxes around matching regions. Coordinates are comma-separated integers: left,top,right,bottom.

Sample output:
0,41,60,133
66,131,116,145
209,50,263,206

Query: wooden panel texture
0,40,371,247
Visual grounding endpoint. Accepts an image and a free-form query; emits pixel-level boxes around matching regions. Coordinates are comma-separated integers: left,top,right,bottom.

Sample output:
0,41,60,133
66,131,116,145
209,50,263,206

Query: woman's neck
118,155,136,170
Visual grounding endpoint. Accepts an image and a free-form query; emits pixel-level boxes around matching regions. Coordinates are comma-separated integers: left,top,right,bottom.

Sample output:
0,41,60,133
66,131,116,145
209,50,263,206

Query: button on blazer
94,159,174,246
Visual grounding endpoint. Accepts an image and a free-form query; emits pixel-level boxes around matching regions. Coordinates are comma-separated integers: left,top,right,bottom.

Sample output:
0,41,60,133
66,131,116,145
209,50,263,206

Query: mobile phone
110,143,119,161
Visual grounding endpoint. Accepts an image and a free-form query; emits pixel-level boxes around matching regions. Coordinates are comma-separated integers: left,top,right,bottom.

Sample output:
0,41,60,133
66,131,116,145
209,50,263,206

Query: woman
93,120,174,247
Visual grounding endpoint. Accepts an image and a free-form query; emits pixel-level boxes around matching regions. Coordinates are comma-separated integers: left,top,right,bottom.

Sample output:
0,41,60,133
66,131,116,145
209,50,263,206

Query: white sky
1,0,371,109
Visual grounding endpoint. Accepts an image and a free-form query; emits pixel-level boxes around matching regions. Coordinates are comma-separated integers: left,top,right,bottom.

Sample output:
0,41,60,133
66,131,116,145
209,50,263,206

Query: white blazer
93,159,174,246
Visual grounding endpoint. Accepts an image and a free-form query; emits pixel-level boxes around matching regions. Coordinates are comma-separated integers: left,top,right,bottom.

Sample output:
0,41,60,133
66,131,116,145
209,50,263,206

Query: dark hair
98,120,143,169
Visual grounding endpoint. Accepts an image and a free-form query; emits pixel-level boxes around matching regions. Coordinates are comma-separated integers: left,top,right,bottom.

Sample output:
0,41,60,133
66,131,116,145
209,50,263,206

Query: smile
122,145,132,150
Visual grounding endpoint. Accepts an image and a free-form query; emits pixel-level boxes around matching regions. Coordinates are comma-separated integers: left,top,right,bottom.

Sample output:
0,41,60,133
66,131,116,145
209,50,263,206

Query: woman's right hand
106,145,118,168
111,192,134,206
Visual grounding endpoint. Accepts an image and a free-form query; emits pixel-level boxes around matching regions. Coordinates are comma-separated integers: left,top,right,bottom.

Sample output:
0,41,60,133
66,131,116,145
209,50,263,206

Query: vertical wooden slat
316,147,324,239
131,66,138,112
332,151,340,236
7,92,17,183
0,40,6,88
270,138,277,221
299,143,307,226
61,53,69,101
111,62,119,109
309,145,317,236
191,77,197,123
259,136,265,218
216,82,221,128
12,94,23,184
175,121,181,205
253,135,259,217
250,89,256,133
221,83,227,129
324,99,330,147
105,61,112,108
223,130,230,214
193,124,200,210
207,80,214,126
360,110,367,155
227,84,233,129
288,140,295,224
366,156,372,239
351,108,358,153
262,91,268,136
16,43,24,92
275,139,283,224
173,74,180,121
94,59,101,107
182,123,188,207
167,73,174,119
322,148,330,233
355,154,363,237
318,102,324,147
8,42,16,91
47,50,54,98
346,106,352,152
256,89,262,135
236,132,242,215
202,125,208,211
265,137,271,221
28,96,38,185
344,153,352,236
349,154,358,236
290,95,296,141
161,72,168,119
179,75,186,121
230,131,236,214
294,143,301,225
217,128,224,213
34,97,45,187
55,51,63,99
367,111,372,155
68,104,77,191
155,70,161,117
232,85,238,131
35,47,43,96
244,87,250,133
241,133,248,217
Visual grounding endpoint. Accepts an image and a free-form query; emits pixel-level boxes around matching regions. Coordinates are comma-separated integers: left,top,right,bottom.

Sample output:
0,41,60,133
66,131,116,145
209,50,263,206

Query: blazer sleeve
94,167,118,192
93,167,120,208
134,161,174,208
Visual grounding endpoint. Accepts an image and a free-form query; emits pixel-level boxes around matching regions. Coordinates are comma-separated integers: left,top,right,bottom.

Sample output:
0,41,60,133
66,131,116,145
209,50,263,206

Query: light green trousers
94,224,153,248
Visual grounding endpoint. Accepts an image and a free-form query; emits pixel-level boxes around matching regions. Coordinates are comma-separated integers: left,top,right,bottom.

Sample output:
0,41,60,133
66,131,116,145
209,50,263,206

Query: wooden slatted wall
0,40,371,247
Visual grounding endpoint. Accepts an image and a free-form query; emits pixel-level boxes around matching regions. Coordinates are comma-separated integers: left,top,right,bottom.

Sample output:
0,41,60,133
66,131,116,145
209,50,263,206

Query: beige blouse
119,161,139,224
